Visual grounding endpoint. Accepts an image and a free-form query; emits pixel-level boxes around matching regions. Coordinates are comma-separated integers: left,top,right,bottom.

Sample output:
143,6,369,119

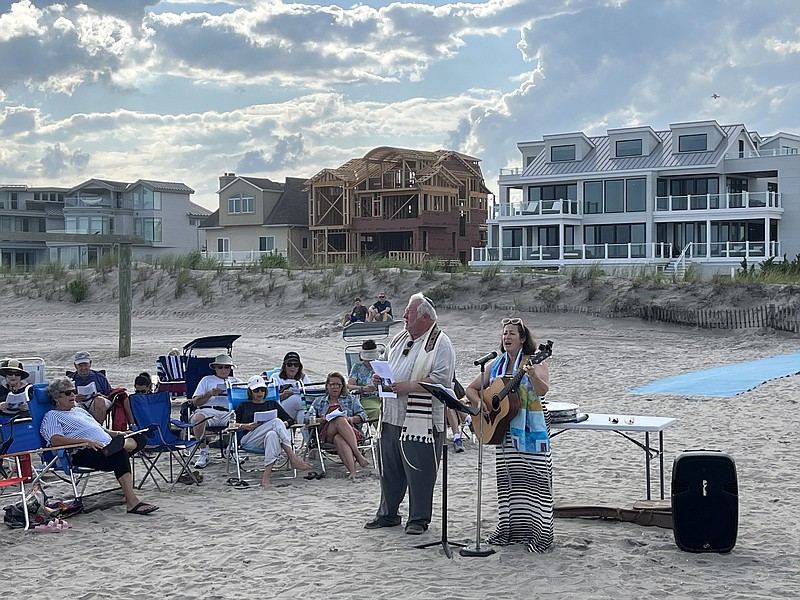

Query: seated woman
0,359,33,415
39,377,158,515
133,372,156,394
235,376,310,488
347,340,381,421
307,372,369,479
269,351,311,436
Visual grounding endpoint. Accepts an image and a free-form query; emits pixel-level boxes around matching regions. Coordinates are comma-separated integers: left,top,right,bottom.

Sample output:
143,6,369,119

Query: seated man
235,376,310,488
342,297,368,325
69,351,113,424
40,377,158,516
367,293,393,322
190,354,242,469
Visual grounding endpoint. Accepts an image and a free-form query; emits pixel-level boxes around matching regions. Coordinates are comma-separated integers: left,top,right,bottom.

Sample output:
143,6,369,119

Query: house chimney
219,172,236,188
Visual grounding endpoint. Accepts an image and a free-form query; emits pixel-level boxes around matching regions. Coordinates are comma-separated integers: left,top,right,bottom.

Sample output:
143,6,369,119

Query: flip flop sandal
224,477,250,488
314,471,327,480
304,471,319,480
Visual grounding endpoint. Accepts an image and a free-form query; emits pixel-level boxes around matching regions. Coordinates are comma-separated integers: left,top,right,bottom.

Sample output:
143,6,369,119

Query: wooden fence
436,302,799,334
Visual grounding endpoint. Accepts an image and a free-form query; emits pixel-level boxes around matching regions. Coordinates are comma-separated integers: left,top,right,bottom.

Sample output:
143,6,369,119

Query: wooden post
118,243,132,358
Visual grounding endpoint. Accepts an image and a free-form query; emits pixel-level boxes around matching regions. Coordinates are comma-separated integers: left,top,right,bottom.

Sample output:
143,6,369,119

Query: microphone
473,351,498,367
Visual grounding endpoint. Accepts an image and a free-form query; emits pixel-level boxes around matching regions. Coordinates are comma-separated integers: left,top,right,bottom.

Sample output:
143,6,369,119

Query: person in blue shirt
368,292,393,322
69,351,113,424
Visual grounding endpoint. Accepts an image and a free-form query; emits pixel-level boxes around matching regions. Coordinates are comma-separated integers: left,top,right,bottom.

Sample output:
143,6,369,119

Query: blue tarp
629,351,800,397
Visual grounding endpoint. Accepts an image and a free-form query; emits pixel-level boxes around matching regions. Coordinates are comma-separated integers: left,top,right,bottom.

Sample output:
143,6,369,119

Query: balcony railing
492,199,579,218
725,148,799,159
655,191,780,211
499,168,523,177
682,240,778,259
202,250,287,266
471,242,673,263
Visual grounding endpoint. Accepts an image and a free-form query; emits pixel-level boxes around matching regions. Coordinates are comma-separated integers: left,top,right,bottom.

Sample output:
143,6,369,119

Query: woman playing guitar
464,317,554,553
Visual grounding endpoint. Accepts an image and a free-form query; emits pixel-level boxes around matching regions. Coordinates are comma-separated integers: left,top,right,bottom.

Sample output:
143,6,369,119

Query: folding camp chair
129,391,204,490
156,354,187,397
224,386,297,483
0,414,37,530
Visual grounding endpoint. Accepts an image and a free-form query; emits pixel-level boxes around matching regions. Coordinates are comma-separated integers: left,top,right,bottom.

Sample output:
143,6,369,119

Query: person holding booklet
306,372,369,479
40,376,158,516
69,351,113,424
235,375,310,488
0,358,33,415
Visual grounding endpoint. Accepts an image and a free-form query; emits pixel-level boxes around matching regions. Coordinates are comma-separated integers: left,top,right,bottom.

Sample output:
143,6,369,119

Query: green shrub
67,276,89,303
259,253,288,269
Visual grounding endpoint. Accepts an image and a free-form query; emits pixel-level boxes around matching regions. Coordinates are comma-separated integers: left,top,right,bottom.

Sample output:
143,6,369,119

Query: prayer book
5,389,28,408
254,410,278,423
325,408,347,421
77,382,98,399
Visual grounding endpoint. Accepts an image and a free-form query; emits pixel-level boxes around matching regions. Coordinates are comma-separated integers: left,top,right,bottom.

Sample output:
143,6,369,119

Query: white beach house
471,120,800,276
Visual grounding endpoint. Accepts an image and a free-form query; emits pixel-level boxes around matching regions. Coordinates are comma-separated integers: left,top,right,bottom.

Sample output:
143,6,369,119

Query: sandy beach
1,267,799,599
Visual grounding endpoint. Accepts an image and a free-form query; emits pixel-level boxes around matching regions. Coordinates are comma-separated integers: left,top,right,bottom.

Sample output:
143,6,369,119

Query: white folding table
551,413,677,500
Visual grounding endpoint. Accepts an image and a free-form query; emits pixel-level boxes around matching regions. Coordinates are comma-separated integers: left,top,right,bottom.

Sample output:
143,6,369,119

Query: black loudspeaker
671,449,738,553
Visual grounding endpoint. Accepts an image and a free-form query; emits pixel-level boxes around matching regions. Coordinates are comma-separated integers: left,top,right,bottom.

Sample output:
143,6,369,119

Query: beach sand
1,267,799,599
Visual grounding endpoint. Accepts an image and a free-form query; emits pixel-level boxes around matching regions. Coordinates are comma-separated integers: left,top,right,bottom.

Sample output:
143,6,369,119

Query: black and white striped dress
486,407,554,553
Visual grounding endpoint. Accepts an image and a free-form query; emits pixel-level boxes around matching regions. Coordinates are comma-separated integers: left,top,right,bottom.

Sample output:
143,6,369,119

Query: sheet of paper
77,382,97,398
369,361,394,383
5,390,27,408
325,408,348,422
254,410,277,423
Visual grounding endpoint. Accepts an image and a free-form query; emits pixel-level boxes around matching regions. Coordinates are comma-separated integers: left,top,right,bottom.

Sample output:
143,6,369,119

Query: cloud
39,143,91,177
236,133,305,172
0,106,38,136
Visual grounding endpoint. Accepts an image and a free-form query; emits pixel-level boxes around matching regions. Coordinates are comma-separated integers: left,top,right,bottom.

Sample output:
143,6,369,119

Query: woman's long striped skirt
486,432,554,553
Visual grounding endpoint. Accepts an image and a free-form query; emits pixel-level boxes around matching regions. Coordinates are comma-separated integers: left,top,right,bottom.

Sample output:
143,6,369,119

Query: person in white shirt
190,354,242,469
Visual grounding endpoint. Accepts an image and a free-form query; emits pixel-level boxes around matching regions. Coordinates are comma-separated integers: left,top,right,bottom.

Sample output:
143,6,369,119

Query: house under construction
306,146,490,264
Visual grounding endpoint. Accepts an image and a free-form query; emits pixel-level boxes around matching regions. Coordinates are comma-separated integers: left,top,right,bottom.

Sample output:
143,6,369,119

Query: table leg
659,431,665,500
645,432,651,500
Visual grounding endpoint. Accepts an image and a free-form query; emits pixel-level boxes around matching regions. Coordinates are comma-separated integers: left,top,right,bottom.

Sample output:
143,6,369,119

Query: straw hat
0,358,29,380
209,354,236,368
360,340,380,361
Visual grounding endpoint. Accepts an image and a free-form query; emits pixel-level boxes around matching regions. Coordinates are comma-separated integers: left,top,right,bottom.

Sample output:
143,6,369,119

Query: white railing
725,148,799,159
471,242,673,263
683,240,777,259
499,168,523,177
492,199,579,218
202,250,288,265
654,191,780,211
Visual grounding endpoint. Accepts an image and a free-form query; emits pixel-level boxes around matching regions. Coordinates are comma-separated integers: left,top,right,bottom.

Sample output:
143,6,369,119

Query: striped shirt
40,407,112,446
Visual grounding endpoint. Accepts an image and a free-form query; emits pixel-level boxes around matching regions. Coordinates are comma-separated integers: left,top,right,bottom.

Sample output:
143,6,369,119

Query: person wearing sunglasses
364,292,455,536
190,354,242,469
268,351,311,430
0,358,33,415
367,293,393,322
40,377,158,516
464,317,553,553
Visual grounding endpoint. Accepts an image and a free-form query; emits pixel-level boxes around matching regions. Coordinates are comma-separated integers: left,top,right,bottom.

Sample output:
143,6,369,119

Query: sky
1,0,800,211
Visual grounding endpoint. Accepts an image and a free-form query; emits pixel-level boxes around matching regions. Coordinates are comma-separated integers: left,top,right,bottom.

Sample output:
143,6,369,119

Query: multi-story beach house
306,146,490,264
49,178,210,266
200,173,312,267
471,120,800,276
0,185,67,270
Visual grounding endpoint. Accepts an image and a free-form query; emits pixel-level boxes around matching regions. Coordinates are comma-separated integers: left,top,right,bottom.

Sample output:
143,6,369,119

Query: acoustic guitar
478,340,554,445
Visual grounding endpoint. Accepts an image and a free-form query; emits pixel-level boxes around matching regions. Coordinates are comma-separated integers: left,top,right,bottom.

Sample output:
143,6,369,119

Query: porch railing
202,250,287,265
654,191,780,211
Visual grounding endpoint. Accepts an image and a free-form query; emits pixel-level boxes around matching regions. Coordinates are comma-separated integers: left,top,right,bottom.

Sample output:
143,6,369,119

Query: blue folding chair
129,391,204,490
0,413,40,530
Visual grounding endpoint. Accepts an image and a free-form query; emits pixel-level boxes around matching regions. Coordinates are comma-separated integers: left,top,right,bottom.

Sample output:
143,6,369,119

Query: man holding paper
365,293,455,536
70,351,113,424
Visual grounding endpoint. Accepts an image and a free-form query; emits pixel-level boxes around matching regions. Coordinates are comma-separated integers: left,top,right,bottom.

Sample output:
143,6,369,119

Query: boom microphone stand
460,351,497,558
417,382,480,559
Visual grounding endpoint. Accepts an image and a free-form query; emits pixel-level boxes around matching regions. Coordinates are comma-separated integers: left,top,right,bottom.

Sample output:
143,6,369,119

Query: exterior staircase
663,244,691,280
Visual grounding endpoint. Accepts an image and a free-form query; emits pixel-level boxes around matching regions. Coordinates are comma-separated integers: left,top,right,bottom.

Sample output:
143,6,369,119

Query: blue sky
1,0,799,210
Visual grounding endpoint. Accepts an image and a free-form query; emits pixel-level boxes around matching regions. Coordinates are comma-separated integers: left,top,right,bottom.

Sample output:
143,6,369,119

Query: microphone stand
460,359,496,557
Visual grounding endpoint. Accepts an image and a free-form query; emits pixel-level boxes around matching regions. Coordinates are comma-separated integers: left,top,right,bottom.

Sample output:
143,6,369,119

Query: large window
604,180,624,213
228,193,254,214
217,238,230,253
259,236,275,252
679,134,707,152
551,145,576,162
585,224,646,258
626,178,646,212
584,181,603,214
66,216,111,234
616,139,642,157
135,217,162,242
133,188,162,210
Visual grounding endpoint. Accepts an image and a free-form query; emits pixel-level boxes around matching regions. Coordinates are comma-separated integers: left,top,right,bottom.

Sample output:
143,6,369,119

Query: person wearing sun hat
347,340,382,420
235,375,311,487
0,358,33,414
189,354,242,469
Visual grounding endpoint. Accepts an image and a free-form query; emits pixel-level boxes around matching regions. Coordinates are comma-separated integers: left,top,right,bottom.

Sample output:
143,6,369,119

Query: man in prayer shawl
364,293,456,535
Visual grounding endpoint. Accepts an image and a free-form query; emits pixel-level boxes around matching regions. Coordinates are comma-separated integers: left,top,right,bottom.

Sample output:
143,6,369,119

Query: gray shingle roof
265,177,308,226
200,210,220,228
135,179,195,194
523,124,741,177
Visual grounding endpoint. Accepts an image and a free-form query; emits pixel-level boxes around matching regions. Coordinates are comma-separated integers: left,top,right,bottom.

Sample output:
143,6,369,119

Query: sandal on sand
224,477,250,488
33,518,71,533
304,471,318,480
178,471,204,485
127,502,159,515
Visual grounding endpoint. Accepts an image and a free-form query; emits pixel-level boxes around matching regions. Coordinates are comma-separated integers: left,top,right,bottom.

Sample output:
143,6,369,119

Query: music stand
416,382,480,559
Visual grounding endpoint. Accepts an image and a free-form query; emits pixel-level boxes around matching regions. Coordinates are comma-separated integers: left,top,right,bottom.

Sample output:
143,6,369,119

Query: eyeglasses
501,318,523,326
402,339,414,356
252,388,267,393
285,362,300,367
327,382,343,387
61,389,78,396
379,296,386,299
5,373,21,377
214,365,232,369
